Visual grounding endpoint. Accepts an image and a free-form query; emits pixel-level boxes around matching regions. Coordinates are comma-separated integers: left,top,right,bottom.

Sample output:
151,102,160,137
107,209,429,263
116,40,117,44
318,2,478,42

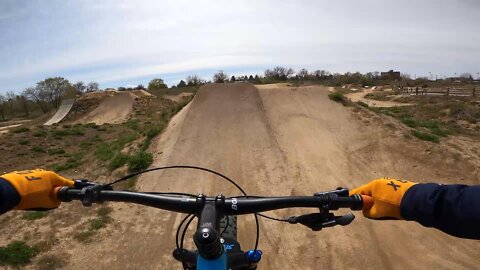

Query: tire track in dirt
67,83,480,269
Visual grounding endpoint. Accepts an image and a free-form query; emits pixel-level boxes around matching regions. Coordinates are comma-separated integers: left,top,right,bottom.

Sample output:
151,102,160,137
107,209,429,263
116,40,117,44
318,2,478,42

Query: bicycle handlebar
55,187,367,215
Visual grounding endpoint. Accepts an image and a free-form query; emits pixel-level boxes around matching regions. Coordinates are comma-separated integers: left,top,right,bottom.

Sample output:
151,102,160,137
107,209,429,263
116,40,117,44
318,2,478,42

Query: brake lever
288,213,355,231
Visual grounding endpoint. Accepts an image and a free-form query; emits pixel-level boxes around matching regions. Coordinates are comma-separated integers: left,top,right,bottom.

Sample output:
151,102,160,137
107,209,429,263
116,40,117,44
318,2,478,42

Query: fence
398,86,476,97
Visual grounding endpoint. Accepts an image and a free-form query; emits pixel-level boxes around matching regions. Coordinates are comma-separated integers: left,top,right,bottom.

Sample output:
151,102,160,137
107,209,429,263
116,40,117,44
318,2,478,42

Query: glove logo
387,180,400,191
25,176,42,181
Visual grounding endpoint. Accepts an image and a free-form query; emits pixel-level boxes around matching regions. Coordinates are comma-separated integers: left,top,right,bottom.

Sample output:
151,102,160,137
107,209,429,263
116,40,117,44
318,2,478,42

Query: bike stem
194,194,226,260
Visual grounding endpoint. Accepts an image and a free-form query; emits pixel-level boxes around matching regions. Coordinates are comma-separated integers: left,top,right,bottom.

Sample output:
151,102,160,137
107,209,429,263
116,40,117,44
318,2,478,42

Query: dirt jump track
76,92,135,125
69,83,479,269
44,98,75,126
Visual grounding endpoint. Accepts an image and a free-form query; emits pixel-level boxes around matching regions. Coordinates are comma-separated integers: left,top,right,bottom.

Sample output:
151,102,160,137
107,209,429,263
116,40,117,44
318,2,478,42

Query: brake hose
105,165,264,255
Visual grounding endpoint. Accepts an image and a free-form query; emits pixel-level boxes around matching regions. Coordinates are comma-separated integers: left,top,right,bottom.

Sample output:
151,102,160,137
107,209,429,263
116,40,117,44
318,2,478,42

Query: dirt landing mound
69,83,479,269
76,92,135,125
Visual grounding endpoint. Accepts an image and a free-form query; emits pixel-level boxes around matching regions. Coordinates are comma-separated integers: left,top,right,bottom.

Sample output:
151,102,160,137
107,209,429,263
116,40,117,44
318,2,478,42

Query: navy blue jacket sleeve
401,183,480,240
0,178,20,214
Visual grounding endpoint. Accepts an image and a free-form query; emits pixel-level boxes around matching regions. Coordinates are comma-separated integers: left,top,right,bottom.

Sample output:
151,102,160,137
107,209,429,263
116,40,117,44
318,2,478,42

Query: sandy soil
76,92,135,125
163,92,194,102
346,88,412,107
65,83,479,269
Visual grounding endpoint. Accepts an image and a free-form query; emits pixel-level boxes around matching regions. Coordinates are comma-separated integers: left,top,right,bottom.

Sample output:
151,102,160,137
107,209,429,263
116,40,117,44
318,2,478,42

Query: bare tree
5,91,16,115
213,71,228,83
0,94,6,120
264,66,294,80
86,81,99,92
17,92,30,117
73,81,86,93
298,68,309,79
24,87,48,113
186,75,205,86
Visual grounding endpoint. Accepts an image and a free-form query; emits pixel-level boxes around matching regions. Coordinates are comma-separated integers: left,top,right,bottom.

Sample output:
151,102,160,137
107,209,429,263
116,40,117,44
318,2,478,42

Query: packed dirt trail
69,83,479,269
76,92,135,125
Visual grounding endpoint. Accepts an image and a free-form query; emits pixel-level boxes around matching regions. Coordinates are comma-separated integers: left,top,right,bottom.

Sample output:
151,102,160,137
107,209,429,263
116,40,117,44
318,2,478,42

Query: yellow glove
350,178,417,219
1,169,74,210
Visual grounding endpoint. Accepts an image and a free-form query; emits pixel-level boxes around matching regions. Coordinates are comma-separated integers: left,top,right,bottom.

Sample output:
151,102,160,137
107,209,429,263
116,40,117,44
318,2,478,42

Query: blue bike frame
197,249,228,270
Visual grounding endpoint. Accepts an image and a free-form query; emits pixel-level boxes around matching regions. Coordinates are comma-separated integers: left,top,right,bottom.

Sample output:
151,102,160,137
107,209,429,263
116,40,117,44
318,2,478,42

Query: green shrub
125,119,140,130
19,139,30,145
141,126,163,150
33,130,48,137
12,127,30,133
84,123,99,129
127,152,153,172
108,154,129,170
47,148,65,155
31,146,46,153
328,92,345,103
22,211,48,220
94,133,137,161
356,101,369,108
51,127,84,137
52,152,84,171
411,130,439,143
0,241,38,267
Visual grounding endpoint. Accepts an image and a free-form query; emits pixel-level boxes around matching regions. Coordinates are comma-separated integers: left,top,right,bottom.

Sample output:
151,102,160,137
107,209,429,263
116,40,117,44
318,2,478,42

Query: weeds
74,207,112,243
108,153,129,170
33,130,48,137
22,211,48,220
411,130,440,143
12,127,29,133
125,119,140,130
19,139,30,145
95,133,137,161
0,241,38,267
51,152,84,171
51,126,84,137
47,148,65,155
36,254,67,270
31,146,46,153
127,152,153,172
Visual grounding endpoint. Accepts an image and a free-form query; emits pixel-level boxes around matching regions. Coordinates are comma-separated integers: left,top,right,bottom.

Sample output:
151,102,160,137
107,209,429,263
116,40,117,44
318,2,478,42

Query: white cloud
1,0,479,92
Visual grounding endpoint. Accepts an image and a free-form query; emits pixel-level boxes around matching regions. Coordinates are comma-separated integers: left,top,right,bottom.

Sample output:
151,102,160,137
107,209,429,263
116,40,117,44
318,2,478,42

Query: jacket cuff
0,178,21,214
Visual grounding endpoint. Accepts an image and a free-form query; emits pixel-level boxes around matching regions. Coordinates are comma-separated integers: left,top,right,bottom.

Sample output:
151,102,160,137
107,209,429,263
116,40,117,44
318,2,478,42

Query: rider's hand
1,169,74,210
350,178,417,219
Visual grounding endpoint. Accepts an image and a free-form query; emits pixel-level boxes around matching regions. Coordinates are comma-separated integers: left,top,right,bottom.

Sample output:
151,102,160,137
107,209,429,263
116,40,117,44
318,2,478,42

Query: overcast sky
1,0,479,93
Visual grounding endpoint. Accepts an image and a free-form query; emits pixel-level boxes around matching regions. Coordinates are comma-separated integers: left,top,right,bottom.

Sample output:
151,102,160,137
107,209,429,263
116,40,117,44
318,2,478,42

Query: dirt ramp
76,92,135,125
68,83,480,269
44,98,75,125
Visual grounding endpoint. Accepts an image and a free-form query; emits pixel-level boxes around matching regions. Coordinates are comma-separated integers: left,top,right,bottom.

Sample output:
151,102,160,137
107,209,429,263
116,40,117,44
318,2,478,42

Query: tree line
0,77,99,121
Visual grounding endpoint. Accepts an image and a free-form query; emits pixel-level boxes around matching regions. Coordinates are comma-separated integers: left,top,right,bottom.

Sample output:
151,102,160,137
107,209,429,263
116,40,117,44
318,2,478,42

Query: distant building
381,70,401,80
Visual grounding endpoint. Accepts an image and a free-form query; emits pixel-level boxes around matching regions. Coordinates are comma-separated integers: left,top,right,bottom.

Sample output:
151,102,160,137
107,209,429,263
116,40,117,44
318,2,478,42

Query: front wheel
220,215,237,242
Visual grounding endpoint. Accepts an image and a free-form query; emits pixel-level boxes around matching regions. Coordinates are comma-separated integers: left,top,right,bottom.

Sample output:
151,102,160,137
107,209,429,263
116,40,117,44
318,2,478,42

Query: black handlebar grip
55,186,73,202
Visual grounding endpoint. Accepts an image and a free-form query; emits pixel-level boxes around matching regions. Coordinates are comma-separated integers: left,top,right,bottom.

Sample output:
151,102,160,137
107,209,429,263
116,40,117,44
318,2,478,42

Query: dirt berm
69,83,479,269
76,92,135,125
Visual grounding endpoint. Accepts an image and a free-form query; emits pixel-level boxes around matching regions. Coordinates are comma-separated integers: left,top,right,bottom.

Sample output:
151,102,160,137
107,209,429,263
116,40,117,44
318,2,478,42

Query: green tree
35,77,71,108
177,80,187,87
148,78,168,91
